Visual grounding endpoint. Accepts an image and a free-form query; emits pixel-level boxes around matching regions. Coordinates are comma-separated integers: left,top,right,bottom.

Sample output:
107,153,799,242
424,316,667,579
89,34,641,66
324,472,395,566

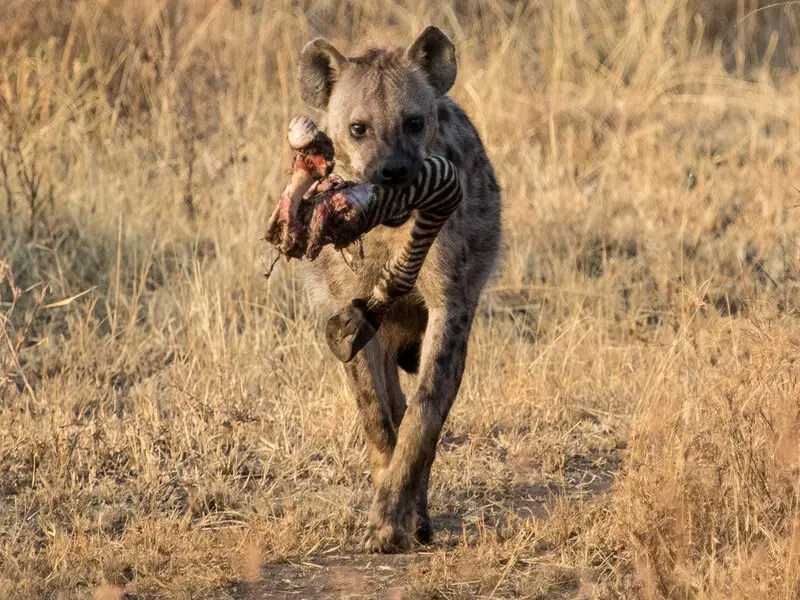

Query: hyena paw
414,513,434,545
361,518,412,554
326,299,378,363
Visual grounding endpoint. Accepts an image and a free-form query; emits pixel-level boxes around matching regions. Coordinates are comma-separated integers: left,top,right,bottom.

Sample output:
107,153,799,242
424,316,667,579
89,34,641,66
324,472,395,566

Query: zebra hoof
326,300,378,363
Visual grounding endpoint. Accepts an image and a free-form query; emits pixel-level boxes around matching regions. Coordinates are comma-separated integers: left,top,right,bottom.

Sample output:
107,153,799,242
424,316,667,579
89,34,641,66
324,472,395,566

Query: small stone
288,116,318,150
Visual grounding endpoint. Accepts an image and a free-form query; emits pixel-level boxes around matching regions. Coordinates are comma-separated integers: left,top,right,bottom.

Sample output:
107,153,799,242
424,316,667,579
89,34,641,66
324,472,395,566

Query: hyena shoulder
432,97,502,258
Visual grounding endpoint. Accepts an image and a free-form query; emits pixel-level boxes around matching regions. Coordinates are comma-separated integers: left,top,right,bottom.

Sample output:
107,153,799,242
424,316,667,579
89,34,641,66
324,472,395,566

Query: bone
288,116,319,150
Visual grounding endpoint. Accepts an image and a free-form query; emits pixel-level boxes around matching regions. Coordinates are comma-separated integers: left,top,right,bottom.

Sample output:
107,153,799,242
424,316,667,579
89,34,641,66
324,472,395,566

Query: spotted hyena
296,26,501,552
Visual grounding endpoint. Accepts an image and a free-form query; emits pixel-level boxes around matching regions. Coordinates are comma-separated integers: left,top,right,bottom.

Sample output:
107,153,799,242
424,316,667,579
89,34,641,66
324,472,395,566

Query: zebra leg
325,223,437,363
326,157,462,363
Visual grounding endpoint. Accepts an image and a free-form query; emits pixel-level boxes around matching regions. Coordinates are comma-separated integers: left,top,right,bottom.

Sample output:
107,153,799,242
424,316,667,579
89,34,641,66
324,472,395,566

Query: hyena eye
349,122,367,139
404,116,425,134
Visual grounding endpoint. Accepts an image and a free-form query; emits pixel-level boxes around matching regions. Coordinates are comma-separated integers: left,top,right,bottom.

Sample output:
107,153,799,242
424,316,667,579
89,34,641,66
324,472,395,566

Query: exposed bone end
288,116,319,150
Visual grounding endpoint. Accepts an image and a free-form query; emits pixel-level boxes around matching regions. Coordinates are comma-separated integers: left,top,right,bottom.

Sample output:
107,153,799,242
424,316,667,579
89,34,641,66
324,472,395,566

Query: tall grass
1,1,799,598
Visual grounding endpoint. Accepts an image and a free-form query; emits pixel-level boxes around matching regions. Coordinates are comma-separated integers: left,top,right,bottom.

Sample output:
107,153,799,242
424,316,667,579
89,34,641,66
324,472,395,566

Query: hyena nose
379,164,409,185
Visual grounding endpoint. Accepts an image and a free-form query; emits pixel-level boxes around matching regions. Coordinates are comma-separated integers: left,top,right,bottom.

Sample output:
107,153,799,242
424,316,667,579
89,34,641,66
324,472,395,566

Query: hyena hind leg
378,301,428,429
344,338,398,487
383,350,433,544
383,356,407,431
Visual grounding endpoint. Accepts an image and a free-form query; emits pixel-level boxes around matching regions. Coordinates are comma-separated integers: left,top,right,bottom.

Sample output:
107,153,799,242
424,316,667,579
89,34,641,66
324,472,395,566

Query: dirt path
234,554,422,600
233,451,618,600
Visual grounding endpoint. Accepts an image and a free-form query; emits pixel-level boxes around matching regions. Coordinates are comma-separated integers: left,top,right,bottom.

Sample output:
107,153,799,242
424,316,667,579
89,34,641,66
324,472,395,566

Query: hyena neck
430,96,482,173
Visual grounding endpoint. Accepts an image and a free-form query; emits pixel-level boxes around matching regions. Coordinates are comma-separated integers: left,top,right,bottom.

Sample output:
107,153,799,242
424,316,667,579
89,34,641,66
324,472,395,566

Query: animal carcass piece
265,116,462,362
265,116,362,260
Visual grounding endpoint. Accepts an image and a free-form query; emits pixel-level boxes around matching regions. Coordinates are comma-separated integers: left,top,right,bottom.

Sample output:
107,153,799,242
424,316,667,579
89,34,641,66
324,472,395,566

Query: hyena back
296,26,501,552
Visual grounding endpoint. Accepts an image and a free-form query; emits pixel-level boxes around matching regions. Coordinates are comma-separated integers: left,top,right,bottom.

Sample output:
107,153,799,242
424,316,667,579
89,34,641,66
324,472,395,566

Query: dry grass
1,1,800,598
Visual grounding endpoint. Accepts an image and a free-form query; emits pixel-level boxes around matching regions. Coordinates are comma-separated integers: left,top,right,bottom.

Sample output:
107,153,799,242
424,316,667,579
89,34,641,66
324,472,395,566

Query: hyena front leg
361,295,476,552
413,453,436,544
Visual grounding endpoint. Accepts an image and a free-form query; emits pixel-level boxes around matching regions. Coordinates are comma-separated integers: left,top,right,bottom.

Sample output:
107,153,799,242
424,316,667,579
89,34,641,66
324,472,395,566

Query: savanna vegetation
1,1,799,598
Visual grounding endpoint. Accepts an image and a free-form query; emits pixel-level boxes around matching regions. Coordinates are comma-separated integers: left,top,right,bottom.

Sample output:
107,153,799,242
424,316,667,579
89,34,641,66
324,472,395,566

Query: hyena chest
302,217,418,307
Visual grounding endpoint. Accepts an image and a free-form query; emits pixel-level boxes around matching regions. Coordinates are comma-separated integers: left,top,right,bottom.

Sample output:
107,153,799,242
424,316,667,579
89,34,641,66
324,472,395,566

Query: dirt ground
237,450,618,600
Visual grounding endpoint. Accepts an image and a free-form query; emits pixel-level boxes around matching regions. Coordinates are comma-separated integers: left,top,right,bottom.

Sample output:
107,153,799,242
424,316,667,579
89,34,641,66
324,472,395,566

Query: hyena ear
298,38,348,109
406,26,457,97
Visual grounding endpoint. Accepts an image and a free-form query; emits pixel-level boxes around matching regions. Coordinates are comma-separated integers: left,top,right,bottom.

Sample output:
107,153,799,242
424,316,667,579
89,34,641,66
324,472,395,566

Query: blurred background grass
1,1,800,598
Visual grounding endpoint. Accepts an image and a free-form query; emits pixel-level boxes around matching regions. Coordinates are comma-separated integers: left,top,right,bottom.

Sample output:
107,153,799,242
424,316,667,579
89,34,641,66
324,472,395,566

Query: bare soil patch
236,450,619,600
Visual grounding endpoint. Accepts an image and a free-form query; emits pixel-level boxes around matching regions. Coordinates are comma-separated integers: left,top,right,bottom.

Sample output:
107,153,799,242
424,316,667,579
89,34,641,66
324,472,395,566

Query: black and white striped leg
326,156,462,363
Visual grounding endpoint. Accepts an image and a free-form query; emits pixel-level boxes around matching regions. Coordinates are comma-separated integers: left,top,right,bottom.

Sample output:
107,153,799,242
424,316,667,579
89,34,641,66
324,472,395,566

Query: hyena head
298,26,456,187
